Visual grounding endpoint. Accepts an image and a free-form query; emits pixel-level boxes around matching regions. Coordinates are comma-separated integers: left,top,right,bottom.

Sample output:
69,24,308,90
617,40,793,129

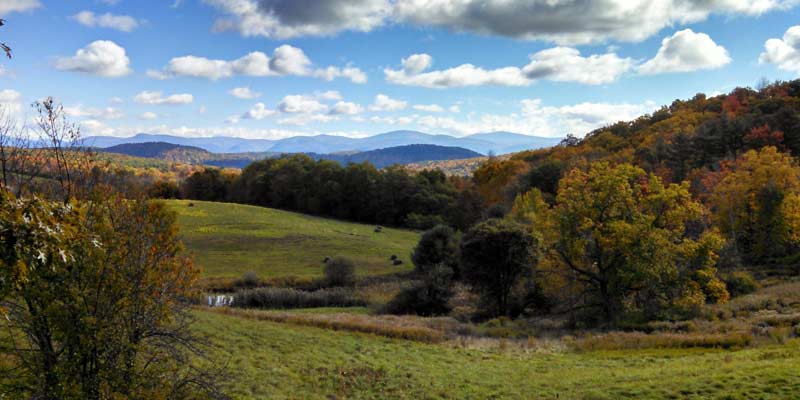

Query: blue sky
1,0,800,140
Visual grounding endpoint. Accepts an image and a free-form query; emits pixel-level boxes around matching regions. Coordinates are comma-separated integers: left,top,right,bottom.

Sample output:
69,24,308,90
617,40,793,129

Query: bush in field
383,264,454,316
235,271,260,288
723,271,760,297
411,225,460,276
461,219,537,317
323,257,356,287
232,287,365,309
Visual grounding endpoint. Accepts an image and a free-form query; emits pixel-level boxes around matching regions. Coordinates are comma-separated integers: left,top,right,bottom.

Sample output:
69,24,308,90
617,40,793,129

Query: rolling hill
86,130,561,155
308,144,482,168
167,200,419,280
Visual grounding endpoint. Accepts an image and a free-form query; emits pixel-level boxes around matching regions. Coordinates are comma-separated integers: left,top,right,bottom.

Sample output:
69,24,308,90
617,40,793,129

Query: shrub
233,287,366,309
383,265,453,316
234,271,260,288
323,257,356,287
723,271,760,297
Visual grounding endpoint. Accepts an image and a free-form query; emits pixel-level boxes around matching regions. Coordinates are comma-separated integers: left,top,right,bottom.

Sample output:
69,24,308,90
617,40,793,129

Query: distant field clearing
167,200,419,280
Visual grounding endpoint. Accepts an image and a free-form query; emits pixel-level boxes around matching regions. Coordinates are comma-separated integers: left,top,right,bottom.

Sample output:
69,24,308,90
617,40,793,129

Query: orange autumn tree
709,146,800,263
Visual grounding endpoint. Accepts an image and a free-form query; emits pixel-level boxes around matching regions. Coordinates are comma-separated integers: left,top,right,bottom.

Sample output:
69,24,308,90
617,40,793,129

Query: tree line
179,154,485,230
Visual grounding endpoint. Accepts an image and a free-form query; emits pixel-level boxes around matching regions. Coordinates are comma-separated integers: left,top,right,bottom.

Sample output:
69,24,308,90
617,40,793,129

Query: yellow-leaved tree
709,146,800,264
529,162,727,325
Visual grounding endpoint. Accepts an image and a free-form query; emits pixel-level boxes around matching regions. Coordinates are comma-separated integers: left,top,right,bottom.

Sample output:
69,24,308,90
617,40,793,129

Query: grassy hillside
195,310,800,399
167,200,419,280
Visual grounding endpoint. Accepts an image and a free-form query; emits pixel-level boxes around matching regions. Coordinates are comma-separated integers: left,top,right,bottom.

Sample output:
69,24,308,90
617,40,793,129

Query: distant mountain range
86,131,562,155
101,142,483,169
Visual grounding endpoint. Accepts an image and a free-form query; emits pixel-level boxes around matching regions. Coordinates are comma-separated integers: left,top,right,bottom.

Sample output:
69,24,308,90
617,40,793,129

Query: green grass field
167,200,419,279
195,310,800,400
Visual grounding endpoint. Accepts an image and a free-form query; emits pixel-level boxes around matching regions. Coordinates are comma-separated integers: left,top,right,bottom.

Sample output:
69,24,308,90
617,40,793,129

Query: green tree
411,225,460,277
460,219,537,317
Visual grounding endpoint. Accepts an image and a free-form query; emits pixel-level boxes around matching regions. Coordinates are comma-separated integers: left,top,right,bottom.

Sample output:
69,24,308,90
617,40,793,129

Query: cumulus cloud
278,113,338,126
522,47,633,84
393,0,797,45
413,104,445,113
312,66,368,83
71,11,141,32
329,101,363,115
402,53,432,74
385,48,631,88
639,29,731,74
55,40,131,77
229,86,262,99
140,112,159,120
413,98,657,137
204,0,392,39
203,0,796,44
63,105,124,120
760,25,800,73
151,44,365,83
316,90,342,101
369,94,406,111
0,89,22,115
241,102,276,120
0,0,40,15
133,91,194,105
277,94,328,113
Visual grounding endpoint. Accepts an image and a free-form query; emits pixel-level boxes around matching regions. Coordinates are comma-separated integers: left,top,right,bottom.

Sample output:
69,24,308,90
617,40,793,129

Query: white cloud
278,113,338,126
0,0,40,15
204,0,392,39
133,91,193,105
369,94,407,111
55,40,131,77
71,11,141,32
269,44,311,75
151,44,365,83
413,104,445,113
229,86,262,99
760,25,800,73
312,66,368,83
0,89,22,115
639,29,731,74
413,99,656,137
278,94,328,113
140,112,158,120
402,53,432,74
63,105,124,120
448,105,460,113
241,102,276,120
316,90,342,101
329,101,363,115
385,48,631,88
522,47,633,84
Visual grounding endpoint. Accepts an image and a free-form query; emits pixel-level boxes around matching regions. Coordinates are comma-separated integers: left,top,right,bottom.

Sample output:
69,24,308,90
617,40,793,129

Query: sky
1,0,800,140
